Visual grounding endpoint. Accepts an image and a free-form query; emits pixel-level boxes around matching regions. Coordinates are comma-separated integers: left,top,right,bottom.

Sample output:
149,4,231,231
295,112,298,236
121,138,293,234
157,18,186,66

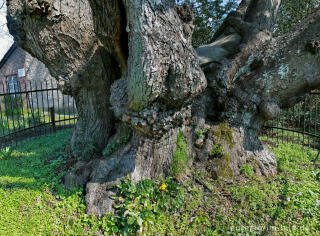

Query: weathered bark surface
89,0,207,137
65,127,180,216
6,0,119,152
6,0,320,216
120,0,206,112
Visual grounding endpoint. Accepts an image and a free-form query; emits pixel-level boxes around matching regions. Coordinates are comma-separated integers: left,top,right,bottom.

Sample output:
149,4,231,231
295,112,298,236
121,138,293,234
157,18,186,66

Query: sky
0,0,14,61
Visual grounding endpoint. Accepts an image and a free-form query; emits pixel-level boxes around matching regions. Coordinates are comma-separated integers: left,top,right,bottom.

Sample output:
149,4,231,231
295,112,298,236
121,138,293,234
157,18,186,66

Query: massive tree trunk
6,0,320,215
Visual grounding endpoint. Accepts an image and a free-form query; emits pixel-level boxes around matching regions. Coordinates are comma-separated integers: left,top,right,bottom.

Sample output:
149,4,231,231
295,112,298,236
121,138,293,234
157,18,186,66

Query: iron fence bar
0,78,78,149
40,82,46,136
50,107,56,132
262,90,320,149
291,106,294,145
0,84,6,137
13,81,22,146
18,81,27,132
45,80,50,134
54,118,76,124
29,81,36,136
24,82,32,135
0,88,57,96
308,95,311,148
50,79,55,131
35,81,41,139
73,96,76,119
63,94,66,126
264,126,320,139
56,83,61,124
67,94,71,126
2,80,18,140
0,105,5,148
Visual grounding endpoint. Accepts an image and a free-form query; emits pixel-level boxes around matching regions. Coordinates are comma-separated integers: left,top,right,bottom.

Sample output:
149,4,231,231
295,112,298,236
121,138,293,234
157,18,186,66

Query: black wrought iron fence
262,91,320,150
0,79,77,149
1,78,319,151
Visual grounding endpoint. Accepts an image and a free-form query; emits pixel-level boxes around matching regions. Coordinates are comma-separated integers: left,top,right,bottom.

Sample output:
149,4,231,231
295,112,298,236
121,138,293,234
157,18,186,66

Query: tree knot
305,40,320,55
175,3,193,23
259,101,281,120
26,0,51,17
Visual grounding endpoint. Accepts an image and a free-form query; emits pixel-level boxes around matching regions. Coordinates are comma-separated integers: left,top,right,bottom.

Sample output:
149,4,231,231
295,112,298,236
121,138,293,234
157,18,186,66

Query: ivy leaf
137,216,143,227
127,216,135,225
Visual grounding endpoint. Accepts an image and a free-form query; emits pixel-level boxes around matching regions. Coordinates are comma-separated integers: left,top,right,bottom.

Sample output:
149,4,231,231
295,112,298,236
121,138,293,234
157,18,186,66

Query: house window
6,76,19,95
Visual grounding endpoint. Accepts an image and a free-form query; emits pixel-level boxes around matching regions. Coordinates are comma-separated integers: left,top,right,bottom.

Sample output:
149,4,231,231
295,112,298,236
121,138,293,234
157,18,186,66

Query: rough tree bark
6,0,320,216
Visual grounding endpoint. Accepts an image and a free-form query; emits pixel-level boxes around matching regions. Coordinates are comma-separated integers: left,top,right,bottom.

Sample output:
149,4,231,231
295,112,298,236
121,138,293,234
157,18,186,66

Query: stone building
0,43,75,112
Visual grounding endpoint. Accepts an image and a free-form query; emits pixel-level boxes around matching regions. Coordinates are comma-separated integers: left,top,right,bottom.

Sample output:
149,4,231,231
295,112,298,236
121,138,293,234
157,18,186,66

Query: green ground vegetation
0,130,319,235
262,127,320,151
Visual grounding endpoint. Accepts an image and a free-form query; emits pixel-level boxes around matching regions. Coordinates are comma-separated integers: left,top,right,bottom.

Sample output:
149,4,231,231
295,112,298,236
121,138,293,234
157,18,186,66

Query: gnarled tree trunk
6,0,320,216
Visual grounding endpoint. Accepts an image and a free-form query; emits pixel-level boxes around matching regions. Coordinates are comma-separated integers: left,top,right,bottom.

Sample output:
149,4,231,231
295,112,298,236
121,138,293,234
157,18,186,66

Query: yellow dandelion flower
159,183,167,191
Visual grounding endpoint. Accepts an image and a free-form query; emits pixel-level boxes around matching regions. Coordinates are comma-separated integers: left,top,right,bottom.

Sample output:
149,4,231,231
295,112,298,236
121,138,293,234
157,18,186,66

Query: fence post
50,107,56,132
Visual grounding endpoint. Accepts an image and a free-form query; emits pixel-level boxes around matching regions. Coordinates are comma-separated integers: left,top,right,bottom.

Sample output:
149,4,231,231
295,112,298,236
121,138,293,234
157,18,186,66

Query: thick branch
231,8,320,121
196,0,281,65
243,0,281,31
244,8,320,107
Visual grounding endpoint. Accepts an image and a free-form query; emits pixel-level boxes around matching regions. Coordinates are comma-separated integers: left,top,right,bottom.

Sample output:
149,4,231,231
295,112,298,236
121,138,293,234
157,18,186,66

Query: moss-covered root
214,153,233,179
208,122,235,179
171,131,189,181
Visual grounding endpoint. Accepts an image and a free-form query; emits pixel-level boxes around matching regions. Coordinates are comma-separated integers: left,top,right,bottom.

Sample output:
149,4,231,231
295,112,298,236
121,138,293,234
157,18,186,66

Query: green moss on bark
171,131,189,179
214,153,233,179
211,121,235,148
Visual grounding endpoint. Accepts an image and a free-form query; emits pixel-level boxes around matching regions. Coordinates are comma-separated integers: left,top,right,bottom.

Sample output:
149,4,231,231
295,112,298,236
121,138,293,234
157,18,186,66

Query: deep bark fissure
118,0,129,69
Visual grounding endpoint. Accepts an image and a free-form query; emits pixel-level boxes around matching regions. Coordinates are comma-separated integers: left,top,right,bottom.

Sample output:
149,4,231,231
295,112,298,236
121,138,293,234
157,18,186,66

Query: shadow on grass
0,129,80,197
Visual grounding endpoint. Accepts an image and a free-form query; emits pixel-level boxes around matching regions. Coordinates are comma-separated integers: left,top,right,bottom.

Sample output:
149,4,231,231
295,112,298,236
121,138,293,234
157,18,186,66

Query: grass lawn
0,130,319,235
